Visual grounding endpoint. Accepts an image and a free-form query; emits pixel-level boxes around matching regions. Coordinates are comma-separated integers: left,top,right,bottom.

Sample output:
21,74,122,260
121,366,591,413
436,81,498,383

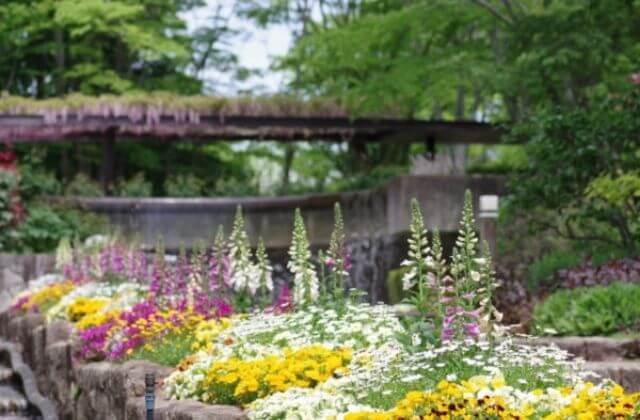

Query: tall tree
0,0,239,96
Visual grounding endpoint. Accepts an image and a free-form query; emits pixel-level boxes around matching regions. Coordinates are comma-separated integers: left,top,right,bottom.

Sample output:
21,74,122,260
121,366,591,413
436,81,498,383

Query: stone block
584,361,640,392
46,321,73,347
31,325,47,377
7,315,24,344
126,397,246,420
45,340,74,419
22,314,45,366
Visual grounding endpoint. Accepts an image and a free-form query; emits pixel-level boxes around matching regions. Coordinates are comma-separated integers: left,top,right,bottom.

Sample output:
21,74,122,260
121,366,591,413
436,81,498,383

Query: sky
183,1,293,94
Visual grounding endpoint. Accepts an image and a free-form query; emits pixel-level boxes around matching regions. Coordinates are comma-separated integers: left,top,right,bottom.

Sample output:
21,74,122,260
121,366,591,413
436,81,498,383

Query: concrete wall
58,175,505,303
68,175,506,250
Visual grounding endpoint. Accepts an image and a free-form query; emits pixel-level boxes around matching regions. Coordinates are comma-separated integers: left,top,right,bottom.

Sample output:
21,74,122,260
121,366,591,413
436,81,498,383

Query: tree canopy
0,0,236,96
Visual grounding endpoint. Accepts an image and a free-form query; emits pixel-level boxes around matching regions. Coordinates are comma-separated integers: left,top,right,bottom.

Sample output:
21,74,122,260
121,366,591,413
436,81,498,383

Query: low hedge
533,282,640,336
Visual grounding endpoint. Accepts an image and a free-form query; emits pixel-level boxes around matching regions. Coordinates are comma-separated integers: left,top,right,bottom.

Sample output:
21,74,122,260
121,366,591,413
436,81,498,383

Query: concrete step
0,385,27,415
0,368,12,383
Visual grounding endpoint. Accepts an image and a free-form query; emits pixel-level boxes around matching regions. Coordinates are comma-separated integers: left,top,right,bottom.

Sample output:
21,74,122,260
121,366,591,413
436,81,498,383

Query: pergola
0,94,506,193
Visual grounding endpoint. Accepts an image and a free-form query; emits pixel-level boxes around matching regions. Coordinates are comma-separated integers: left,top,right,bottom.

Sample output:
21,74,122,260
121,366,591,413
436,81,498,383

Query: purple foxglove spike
325,257,335,268
462,292,476,301
465,308,482,319
272,284,294,313
99,246,111,276
440,327,455,342
465,322,481,338
111,245,125,275
342,248,353,272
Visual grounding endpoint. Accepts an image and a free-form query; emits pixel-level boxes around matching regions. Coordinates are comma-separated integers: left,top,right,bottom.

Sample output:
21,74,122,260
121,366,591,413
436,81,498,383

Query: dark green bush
527,250,582,290
118,172,153,197
13,204,108,253
65,173,104,196
533,283,640,336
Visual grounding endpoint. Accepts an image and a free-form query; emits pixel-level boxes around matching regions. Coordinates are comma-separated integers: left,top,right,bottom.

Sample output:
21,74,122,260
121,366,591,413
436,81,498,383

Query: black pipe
145,373,155,420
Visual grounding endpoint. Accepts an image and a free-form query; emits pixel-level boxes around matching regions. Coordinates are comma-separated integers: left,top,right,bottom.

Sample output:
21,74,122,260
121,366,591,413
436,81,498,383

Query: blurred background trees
0,1,638,276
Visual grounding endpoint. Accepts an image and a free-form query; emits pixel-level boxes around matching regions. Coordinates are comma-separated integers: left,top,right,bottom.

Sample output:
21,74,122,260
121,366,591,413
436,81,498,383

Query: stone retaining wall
4,310,640,419
0,312,245,420
530,336,640,391
0,254,55,313
534,336,640,362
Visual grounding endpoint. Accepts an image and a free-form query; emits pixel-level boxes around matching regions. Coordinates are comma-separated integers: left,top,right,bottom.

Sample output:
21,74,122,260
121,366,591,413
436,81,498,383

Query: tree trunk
55,28,66,95
280,144,295,194
100,133,117,195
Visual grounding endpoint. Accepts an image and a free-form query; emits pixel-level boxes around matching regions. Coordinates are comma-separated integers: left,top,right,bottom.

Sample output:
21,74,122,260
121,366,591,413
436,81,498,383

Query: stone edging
0,311,245,420
0,340,58,420
531,336,640,361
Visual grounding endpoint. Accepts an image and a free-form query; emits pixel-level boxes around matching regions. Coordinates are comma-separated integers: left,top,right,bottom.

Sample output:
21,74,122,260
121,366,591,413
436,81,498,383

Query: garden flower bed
6,194,640,419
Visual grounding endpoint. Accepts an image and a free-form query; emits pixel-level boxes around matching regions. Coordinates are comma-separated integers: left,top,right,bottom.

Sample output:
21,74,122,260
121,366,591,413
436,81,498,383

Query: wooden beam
0,114,506,145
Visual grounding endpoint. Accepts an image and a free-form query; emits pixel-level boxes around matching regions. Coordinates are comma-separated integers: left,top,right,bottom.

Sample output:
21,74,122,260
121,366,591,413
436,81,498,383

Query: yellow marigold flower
203,345,350,405
67,297,110,323
22,281,75,313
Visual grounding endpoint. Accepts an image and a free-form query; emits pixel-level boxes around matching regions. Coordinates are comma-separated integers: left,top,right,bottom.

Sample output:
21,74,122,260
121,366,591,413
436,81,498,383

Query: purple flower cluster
208,253,232,291
439,276,481,342
270,284,294,314
76,294,235,361
77,321,116,360
10,295,30,313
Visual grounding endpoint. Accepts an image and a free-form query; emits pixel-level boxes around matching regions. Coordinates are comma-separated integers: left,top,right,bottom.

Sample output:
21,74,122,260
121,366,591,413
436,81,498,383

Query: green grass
354,346,570,410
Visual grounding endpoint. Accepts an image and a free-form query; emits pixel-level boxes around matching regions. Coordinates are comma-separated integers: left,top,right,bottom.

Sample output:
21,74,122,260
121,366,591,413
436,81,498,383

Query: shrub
118,172,153,197
527,250,582,290
533,283,640,336
14,204,108,253
65,173,104,196
164,173,205,197
552,256,640,291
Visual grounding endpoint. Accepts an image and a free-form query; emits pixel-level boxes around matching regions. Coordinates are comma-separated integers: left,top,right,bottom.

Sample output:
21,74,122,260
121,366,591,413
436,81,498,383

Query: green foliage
277,1,640,120
0,171,21,250
13,204,107,253
527,250,582,291
509,90,640,252
65,173,104,197
467,145,528,175
585,171,640,248
533,283,640,336
19,168,62,199
127,332,195,367
0,0,238,96
118,172,152,197
329,165,407,193
164,173,205,197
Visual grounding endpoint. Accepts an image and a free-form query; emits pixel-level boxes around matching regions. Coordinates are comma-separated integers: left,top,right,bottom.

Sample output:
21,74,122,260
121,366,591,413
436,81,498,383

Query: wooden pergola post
100,131,116,196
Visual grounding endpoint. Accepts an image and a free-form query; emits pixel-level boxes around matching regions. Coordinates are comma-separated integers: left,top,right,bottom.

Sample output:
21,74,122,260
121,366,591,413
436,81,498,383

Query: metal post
145,373,155,420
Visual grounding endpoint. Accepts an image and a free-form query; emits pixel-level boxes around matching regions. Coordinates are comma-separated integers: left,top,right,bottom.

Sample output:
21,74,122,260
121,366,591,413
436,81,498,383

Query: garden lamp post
478,195,499,255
